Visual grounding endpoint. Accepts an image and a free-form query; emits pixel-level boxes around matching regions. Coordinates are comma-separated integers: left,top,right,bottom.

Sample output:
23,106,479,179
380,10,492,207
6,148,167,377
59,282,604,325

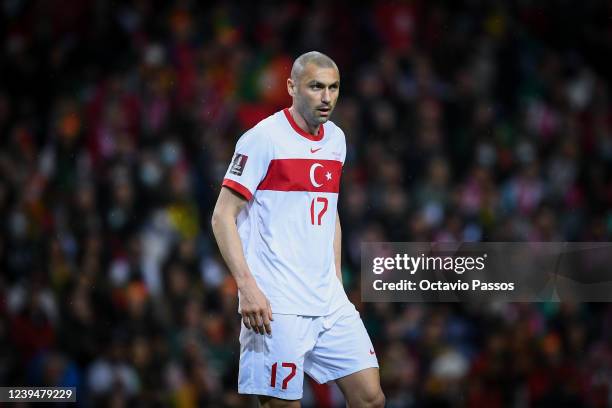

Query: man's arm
334,211,342,284
211,187,273,334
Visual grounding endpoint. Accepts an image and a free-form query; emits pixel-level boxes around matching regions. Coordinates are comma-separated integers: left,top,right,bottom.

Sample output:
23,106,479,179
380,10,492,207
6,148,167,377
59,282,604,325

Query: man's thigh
257,395,301,407
238,313,317,401
335,367,384,408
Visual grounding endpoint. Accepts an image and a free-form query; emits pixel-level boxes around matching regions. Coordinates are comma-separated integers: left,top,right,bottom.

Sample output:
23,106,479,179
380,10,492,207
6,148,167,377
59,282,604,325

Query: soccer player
211,51,385,408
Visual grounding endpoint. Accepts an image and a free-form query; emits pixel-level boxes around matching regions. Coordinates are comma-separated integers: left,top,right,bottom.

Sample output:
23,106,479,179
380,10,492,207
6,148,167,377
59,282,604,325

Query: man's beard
297,100,330,126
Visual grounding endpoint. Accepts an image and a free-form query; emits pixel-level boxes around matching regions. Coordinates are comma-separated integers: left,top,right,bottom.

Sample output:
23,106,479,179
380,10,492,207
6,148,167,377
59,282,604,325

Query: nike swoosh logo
310,147,322,153
369,349,375,355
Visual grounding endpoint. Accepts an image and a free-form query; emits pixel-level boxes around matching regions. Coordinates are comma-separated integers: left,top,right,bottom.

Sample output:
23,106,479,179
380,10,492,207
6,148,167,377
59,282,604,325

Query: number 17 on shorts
238,304,379,400
238,314,307,400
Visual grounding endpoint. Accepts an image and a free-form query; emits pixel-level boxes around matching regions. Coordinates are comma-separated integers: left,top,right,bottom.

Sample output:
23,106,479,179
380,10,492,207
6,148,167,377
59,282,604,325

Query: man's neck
288,106,319,135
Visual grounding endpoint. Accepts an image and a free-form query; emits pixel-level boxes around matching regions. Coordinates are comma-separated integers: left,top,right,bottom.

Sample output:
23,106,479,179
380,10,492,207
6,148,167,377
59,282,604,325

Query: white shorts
238,302,379,400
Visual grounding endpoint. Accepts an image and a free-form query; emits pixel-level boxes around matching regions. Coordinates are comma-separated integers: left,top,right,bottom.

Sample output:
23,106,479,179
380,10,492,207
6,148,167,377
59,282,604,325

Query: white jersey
222,109,349,316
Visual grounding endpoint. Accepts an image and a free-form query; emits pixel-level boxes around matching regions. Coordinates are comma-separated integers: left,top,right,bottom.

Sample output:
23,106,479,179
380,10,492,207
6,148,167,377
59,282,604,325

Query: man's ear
287,78,295,97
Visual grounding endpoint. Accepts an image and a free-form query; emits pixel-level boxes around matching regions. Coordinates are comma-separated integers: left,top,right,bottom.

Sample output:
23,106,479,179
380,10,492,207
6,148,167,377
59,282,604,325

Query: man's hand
238,278,273,335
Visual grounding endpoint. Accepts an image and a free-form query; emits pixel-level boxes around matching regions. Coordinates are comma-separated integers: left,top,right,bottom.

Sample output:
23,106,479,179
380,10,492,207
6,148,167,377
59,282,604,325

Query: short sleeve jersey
222,109,349,316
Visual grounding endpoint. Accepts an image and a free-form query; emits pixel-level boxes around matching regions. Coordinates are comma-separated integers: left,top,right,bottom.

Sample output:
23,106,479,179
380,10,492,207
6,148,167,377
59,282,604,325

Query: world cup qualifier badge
230,154,248,176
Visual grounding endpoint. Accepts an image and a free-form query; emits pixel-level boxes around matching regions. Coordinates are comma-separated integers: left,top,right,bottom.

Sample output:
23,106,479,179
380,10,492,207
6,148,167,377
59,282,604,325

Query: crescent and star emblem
309,163,332,187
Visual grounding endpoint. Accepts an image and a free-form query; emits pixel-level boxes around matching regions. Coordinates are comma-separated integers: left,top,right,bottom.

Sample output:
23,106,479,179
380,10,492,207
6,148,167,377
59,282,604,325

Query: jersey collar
283,108,324,142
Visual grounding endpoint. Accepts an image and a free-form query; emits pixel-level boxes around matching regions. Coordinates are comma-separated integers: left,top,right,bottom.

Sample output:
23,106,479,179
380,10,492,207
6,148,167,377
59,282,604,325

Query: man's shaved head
287,51,340,133
291,51,339,82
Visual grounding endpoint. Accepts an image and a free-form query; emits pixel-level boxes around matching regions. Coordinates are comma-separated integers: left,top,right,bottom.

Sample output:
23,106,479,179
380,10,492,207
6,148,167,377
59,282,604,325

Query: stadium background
1,0,611,406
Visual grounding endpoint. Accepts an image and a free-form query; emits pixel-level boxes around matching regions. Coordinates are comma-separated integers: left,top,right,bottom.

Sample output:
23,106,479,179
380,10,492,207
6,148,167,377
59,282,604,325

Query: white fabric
238,302,379,400
223,110,349,316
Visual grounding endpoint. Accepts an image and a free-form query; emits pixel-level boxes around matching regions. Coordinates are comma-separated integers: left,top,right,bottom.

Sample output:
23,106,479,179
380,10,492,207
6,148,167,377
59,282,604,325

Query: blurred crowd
1,0,611,406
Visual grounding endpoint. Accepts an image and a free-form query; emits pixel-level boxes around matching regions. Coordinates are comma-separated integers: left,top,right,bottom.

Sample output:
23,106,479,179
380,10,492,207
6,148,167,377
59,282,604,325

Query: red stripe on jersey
222,179,253,201
258,159,342,193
